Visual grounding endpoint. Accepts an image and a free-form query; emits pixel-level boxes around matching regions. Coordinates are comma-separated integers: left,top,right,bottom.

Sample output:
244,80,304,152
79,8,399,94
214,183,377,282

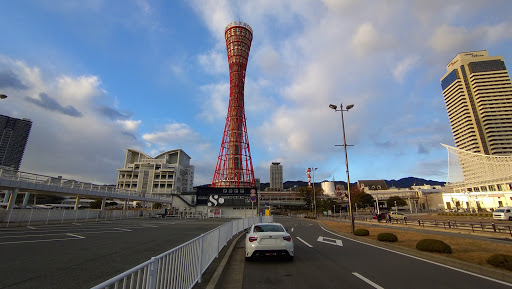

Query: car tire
404,217,407,221
509,216,512,221
245,256,253,262
288,256,294,261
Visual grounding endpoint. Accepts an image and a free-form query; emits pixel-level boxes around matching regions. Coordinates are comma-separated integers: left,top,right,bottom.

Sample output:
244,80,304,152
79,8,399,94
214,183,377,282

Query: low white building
116,148,194,198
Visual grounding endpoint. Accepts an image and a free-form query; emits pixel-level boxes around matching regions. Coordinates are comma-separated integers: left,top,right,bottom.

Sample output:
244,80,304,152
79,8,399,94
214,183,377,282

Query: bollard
492,222,496,232
417,219,420,226
448,219,451,229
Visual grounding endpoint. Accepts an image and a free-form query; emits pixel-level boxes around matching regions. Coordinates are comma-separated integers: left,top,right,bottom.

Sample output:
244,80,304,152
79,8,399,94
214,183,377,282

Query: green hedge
377,232,398,242
354,228,369,236
487,254,512,271
416,239,452,254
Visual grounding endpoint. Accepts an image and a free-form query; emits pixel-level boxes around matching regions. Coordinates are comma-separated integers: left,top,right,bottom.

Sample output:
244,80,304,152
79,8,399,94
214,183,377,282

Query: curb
205,232,245,289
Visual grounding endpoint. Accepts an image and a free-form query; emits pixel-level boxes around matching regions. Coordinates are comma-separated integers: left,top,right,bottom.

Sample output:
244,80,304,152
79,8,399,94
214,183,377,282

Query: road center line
296,236,313,247
353,272,384,289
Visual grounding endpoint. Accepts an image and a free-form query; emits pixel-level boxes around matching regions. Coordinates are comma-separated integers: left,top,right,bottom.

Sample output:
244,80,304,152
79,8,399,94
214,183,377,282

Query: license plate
265,252,277,256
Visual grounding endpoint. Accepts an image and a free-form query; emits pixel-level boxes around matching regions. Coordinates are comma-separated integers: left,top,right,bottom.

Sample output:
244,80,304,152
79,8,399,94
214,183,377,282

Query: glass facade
441,69,459,90
468,60,506,74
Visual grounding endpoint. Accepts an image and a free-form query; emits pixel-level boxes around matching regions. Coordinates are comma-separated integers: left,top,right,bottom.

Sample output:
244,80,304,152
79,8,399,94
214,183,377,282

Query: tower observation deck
211,21,255,188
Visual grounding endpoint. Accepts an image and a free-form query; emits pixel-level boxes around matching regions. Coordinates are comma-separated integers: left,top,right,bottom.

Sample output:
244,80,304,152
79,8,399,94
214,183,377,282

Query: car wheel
509,216,512,221
288,256,294,261
404,217,407,221
245,256,253,262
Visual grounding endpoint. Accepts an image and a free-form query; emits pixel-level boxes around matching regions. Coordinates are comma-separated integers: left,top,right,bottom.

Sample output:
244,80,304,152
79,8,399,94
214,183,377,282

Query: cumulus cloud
0,57,142,184
351,23,381,56
142,123,200,146
0,70,28,89
25,92,83,117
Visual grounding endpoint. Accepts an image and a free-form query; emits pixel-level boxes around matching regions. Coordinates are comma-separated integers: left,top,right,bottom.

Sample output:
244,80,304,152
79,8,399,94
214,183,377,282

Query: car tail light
249,237,258,242
283,236,292,242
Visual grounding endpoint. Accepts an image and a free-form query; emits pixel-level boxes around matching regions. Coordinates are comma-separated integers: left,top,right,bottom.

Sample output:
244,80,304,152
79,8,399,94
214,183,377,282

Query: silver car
245,222,294,261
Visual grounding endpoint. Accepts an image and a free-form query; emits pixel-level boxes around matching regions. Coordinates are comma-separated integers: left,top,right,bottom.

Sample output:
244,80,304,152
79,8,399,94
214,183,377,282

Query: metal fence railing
91,215,273,289
322,214,512,237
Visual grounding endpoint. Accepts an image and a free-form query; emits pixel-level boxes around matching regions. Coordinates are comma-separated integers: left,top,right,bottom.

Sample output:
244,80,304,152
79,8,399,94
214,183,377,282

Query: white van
493,207,512,221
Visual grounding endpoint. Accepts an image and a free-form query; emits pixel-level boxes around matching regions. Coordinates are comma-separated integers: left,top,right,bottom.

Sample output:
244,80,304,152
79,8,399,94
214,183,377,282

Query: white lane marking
317,236,343,246
291,228,294,232
66,233,85,239
319,224,512,287
114,228,132,232
296,237,313,248
353,272,384,289
27,226,35,230
72,223,81,225
142,225,158,228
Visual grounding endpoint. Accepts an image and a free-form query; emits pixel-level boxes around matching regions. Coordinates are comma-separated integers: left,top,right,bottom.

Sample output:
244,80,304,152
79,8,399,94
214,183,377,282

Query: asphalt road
235,217,512,289
0,217,231,289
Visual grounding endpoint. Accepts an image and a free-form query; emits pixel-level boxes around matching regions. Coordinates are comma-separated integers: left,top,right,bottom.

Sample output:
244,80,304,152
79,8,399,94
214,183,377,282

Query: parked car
390,211,407,221
245,222,294,261
493,207,512,221
373,212,387,220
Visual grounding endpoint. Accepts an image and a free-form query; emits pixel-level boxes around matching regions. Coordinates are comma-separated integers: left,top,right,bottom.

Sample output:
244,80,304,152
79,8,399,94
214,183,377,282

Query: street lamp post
309,167,318,217
329,103,355,234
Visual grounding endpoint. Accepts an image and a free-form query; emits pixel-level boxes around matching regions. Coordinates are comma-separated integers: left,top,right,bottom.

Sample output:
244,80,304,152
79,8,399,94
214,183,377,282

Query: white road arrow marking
317,236,343,246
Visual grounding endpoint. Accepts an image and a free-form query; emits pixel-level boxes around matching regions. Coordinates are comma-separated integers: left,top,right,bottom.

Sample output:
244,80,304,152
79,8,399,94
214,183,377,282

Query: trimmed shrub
487,254,512,271
354,228,369,236
416,239,452,254
377,232,398,242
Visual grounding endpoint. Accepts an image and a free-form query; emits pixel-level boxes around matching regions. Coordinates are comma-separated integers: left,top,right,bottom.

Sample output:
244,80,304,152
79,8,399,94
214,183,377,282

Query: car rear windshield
494,209,505,213
254,224,285,232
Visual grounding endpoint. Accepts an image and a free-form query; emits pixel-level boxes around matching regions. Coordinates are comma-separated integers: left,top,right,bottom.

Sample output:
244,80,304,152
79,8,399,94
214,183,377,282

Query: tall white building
116,149,194,197
269,162,283,191
441,51,512,155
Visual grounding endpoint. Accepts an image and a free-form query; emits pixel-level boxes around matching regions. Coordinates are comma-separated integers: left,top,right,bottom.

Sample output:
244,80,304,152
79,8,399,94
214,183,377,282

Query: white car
493,207,512,220
390,211,407,221
245,222,294,261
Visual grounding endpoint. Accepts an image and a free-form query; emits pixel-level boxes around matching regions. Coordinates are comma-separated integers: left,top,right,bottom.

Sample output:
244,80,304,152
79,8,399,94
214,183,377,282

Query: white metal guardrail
91,216,273,289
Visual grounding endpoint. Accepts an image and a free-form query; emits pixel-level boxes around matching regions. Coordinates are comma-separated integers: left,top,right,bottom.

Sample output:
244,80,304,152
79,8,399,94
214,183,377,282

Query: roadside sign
250,195,256,202
250,189,256,197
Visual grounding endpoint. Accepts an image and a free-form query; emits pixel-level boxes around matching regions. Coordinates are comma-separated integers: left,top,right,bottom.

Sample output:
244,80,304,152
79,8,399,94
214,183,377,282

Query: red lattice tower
211,21,255,188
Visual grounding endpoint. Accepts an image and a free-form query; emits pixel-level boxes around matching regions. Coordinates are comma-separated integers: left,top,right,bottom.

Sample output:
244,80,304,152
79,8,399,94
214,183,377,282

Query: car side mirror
244,228,249,234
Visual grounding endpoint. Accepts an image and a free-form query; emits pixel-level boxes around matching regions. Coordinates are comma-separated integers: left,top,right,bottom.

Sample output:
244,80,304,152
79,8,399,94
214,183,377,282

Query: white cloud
142,123,200,146
351,23,380,56
393,56,420,83
198,82,229,122
117,120,142,132
0,57,142,184
198,50,226,75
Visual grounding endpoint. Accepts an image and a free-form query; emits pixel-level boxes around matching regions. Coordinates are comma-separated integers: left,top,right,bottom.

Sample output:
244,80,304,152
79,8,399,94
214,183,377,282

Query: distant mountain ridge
257,177,445,191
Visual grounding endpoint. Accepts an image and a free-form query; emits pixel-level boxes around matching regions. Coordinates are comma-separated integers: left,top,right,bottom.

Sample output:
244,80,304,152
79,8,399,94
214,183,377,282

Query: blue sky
1,0,512,186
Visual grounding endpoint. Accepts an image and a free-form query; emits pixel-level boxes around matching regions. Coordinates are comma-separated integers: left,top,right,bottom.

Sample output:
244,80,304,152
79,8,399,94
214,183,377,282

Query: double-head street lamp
329,103,355,234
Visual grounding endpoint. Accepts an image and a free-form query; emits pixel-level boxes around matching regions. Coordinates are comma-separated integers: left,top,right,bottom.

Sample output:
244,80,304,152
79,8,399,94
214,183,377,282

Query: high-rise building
0,114,32,170
212,21,255,188
116,149,194,197
269,162,283,191
440,50,512,155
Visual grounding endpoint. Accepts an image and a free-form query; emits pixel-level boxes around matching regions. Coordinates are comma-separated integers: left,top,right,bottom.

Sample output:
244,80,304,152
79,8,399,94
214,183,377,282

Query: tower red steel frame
211,21,255,188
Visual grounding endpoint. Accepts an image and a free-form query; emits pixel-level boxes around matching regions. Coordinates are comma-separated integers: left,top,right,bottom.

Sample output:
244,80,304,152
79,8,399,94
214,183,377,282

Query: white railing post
198,234,204,283
147,257,159,289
